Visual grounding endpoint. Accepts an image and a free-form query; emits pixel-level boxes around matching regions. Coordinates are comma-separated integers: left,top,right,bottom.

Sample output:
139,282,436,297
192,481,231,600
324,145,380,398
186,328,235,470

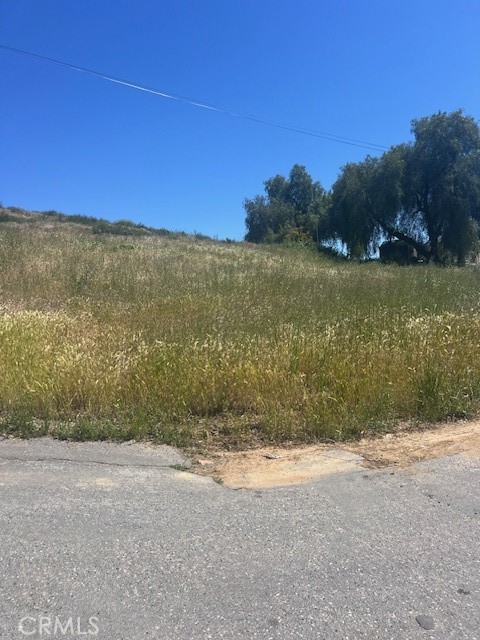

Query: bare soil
196,419,480,489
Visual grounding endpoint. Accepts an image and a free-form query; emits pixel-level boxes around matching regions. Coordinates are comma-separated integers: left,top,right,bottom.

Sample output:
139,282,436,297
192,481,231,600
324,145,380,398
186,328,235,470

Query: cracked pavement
0,437,479,639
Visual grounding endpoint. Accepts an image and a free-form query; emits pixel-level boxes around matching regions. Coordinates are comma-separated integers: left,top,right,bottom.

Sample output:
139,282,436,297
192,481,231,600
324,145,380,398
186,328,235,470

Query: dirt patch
344,419,480,468
197,420,480,489
204,447,364,489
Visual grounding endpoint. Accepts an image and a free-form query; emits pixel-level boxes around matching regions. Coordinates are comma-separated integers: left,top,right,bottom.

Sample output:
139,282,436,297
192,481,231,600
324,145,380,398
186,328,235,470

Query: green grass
1,214,480,447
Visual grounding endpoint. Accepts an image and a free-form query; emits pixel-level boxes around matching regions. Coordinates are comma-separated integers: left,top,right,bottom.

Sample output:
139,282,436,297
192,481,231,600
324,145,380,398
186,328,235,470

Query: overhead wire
0,44,389,152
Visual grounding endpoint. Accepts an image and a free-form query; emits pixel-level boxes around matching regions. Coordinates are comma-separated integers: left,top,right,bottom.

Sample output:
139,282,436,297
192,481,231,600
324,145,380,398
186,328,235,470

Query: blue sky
1,1,479,239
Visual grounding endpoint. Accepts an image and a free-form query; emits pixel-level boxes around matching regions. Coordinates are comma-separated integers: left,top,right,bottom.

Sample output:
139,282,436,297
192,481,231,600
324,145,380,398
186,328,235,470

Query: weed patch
1,221,480,445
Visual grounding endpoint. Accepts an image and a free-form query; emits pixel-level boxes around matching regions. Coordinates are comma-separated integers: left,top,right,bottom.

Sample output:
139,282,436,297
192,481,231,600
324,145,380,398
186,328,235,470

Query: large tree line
244,110,480,264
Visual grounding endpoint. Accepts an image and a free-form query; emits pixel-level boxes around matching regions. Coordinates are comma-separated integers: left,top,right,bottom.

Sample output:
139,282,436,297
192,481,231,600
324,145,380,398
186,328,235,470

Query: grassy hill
1,206,480,448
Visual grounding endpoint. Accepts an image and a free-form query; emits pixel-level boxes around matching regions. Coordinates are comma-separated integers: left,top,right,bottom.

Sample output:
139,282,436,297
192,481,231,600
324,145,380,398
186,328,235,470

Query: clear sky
1,0,479,239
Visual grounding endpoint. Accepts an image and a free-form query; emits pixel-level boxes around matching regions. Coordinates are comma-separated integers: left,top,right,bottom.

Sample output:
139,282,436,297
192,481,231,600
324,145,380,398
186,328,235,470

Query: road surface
0,437,478,639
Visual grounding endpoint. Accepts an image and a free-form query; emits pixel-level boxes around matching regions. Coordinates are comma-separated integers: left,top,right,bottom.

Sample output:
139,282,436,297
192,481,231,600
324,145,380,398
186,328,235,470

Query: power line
0,44,389,152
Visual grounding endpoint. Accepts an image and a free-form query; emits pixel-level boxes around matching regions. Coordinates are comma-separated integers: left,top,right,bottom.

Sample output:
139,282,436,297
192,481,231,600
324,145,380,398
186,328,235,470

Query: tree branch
374,217,430,258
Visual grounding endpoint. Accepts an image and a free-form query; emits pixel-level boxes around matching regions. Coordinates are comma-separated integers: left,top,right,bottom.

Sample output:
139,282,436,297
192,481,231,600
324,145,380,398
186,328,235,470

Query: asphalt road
0,437,478,640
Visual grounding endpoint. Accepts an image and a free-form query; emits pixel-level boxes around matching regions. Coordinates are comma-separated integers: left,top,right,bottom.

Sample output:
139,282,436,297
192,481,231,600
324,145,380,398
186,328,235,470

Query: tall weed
1,224,480,444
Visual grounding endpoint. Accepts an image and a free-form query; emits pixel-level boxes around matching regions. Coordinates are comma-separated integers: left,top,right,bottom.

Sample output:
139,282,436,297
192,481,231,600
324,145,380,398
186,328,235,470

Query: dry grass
1,220,480,446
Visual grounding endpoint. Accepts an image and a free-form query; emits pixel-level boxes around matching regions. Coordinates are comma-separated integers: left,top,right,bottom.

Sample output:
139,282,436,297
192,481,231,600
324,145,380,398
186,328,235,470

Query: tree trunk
376,219,430,260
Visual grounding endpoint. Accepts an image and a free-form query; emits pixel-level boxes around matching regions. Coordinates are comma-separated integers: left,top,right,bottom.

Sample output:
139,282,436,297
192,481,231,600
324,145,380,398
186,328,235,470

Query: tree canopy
244,164,329,243
245,110,480,265
329,110,480,263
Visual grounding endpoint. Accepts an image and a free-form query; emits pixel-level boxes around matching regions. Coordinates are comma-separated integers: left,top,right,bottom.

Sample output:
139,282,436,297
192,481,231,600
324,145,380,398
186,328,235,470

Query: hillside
0,205,188,238
1,206,480,447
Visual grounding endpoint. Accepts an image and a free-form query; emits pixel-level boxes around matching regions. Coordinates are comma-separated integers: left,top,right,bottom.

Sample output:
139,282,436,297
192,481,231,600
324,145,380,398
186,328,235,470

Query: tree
328,157,380,258
328,110,480,263
244,164,329,243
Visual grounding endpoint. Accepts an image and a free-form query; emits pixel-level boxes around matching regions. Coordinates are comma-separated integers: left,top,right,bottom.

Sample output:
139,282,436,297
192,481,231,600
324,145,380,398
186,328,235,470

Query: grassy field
1,211,480,448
